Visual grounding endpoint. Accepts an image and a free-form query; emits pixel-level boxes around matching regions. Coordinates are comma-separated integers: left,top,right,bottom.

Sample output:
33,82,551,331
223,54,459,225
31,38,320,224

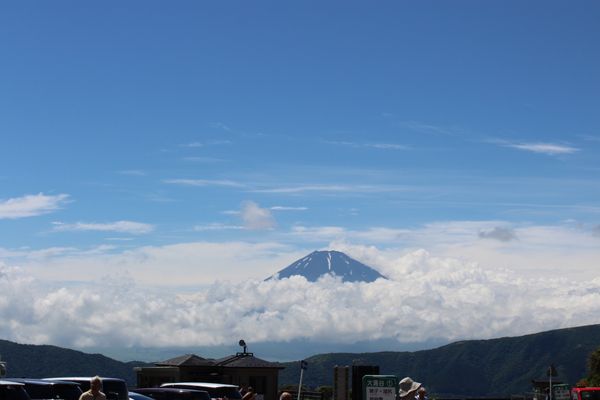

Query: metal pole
549,371,552,400
298,368,305,400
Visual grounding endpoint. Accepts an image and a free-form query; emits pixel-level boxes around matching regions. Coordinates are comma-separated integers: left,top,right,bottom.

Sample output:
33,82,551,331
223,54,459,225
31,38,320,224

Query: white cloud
2,246,600,350
290,221,600,281
53,221,154,235
164,178,245,188
325,141,407,150
182,140,231,148
270,206,308,211
3,220,600,350
194,223,244,231
222,210,241,215
241,201,276,230
478,227,517,242
252,184,409,194
0,193,69,219
7,241,302,286
291,225,410,243
503,142,579,155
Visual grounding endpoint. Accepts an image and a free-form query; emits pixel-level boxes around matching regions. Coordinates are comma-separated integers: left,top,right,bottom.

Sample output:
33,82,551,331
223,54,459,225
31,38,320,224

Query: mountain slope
0,340,147,385
268,250,386,282
279,324,600,396
2,324,600,395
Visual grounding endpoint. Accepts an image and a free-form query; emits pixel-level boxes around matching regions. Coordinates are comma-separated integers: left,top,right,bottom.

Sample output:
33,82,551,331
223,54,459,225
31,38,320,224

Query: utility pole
298,360,308,400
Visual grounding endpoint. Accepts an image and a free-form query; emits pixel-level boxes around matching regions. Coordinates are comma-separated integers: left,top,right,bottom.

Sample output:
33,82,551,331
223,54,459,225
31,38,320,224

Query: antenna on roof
237,339,253,357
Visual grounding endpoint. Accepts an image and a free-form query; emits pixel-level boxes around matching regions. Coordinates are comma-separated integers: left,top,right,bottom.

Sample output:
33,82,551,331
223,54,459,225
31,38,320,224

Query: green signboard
363,375,398,400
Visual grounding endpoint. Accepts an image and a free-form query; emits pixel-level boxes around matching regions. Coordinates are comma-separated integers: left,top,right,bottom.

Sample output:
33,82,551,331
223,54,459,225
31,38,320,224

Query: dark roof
214,354,284,369
156,354,214,367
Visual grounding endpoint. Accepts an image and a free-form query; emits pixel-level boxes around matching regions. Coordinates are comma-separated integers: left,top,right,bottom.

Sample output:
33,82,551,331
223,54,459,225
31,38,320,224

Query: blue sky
1,1,600,353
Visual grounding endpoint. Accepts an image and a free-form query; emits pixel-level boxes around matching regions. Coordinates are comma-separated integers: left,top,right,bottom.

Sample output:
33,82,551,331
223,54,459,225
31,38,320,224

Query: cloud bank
1,247,600,350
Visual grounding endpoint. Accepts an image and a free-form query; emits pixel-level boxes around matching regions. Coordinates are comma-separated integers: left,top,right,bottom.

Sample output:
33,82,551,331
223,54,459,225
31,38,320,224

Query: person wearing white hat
398,377,421,400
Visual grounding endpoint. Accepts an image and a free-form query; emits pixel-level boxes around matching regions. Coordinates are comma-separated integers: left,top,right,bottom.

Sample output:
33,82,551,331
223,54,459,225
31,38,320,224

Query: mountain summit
268,250,386,282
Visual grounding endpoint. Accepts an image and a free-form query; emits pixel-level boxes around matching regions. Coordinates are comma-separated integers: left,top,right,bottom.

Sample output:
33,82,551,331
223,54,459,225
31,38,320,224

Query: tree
587,347,600,386
316,386,333,400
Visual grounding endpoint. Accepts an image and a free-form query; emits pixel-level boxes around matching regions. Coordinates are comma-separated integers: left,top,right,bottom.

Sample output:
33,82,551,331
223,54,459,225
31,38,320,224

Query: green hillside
0,339,147,386
279,324,600,396
2,324,600,395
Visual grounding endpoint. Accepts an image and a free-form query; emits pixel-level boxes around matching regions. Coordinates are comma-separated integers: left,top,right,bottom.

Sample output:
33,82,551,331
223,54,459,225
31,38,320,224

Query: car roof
129,392,154,399
0,380,25,386
161,383,238,388
44,377,125,382
6,378,80,385
136,388,209,393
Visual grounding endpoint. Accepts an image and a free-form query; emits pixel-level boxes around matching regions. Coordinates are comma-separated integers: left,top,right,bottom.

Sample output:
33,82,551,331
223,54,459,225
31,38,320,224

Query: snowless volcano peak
267,250,387,282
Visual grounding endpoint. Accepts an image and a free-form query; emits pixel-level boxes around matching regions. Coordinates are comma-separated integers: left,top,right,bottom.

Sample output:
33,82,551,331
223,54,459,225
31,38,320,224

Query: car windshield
581,391,600,400
211,388,242,400
0,385,31,400
23,383,82,400
53,384,83,400
165,386,241,400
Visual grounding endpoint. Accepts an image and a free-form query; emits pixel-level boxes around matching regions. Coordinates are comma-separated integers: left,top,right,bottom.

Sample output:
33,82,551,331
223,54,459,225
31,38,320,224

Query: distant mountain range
3,324,600,395
279,324,600,396
267,250,386,282
0,339,147,385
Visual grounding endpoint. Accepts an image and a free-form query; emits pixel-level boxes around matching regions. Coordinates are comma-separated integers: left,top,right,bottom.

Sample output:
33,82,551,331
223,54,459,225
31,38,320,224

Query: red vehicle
571,387,600,400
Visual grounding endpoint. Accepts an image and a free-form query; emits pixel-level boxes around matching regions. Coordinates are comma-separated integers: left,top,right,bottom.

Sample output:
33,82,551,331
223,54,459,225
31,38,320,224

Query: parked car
6,378,82,400
44,377,128,400
134,387,211,400
160,383,242,400
129,391,154,400
572,387,600,400
0,380,31,400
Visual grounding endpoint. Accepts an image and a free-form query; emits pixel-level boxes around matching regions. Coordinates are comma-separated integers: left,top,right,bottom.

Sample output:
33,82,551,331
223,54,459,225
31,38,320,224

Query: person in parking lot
242,386,256,400
279,392,292,400
398,377,421,400
79,376,106,400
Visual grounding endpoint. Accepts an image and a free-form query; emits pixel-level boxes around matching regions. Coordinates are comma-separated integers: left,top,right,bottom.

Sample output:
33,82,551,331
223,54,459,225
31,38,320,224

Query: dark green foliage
588,347,600,386
0,339,148,385
316,385,333,400
279,324,600,396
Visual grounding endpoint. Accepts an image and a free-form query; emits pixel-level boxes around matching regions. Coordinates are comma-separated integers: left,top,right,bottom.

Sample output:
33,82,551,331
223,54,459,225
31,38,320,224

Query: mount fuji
267,250,387,282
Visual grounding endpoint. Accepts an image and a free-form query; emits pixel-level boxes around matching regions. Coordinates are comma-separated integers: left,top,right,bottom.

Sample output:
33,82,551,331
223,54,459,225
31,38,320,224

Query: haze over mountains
267,250,387,282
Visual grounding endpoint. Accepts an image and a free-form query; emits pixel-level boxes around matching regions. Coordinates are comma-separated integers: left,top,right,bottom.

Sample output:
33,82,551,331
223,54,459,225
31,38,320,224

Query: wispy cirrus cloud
251,184,410,194
0,193,70,219
401,121,462,136
495,140,579,155
194,223,244,231
182,140,232,148
52,220,154,234
163,178,246,188
325,140,408,150
270,206,308,211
